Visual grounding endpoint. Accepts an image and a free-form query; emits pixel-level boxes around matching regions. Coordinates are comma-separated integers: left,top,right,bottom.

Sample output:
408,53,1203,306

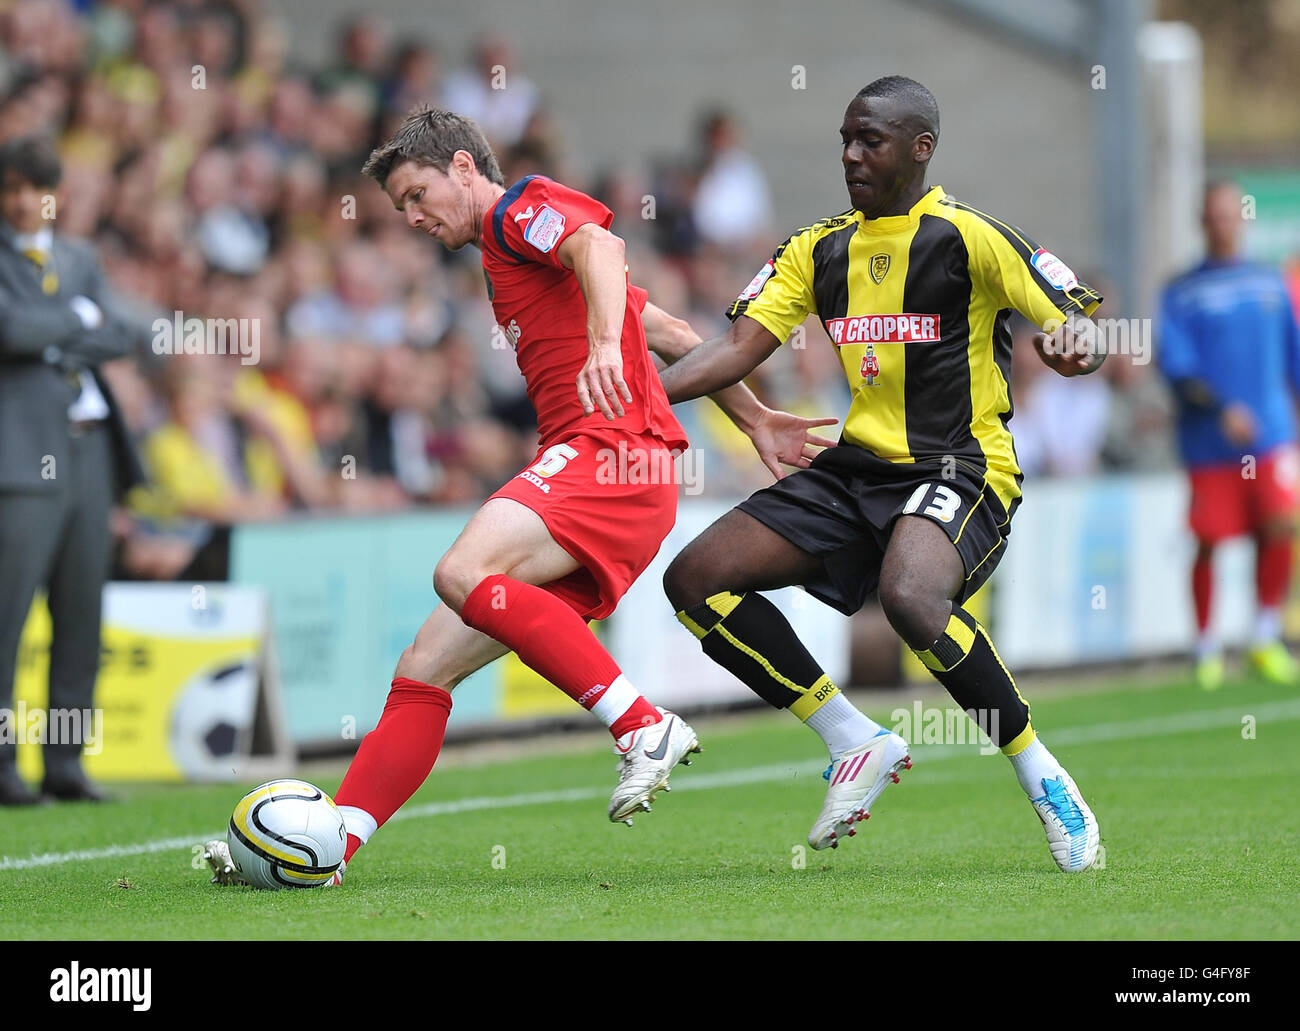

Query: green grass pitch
2,673,1297,940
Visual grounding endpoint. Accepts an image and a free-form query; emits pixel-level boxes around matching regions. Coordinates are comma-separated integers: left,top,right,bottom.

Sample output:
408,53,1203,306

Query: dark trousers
0,423,113,779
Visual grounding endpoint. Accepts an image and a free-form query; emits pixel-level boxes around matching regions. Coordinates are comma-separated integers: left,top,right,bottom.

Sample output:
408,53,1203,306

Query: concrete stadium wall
266,0,1100,270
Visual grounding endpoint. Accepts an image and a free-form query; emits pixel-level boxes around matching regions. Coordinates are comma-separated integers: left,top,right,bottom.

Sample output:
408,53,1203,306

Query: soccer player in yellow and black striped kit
660,76,1104,872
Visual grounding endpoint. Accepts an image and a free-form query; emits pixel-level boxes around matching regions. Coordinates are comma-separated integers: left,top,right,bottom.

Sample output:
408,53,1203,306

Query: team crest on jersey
523,204,566,253
870,253,890,284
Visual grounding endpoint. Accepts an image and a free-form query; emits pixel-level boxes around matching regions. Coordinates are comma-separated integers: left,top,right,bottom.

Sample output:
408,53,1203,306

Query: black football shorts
736,444,1016,615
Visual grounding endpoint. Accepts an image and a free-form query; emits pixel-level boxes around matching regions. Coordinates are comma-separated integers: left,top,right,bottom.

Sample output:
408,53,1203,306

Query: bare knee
394,644,423,681
433,549,486,614
663,542,723,612
877,568,952,650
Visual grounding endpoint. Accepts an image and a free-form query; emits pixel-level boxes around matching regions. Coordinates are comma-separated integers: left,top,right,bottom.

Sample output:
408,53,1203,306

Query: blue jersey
1158,258,1300,467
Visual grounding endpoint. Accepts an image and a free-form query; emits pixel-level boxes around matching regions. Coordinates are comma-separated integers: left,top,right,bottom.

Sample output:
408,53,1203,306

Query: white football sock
1195,633,1220,661
804,692,884,758
1006,735,1063,798
338,805,378,845
590,674,644,732
1253,606,1281,645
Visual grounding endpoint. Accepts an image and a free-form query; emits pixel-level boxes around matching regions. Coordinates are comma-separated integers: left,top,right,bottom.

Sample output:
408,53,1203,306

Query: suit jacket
0,225,144,493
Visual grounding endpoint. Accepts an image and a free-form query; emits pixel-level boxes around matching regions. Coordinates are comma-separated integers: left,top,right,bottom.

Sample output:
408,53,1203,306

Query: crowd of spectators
0,0,1183,580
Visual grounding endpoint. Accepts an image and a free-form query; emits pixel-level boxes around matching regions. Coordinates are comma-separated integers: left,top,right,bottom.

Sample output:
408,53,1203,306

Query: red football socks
334,677,452,863
1192,548,1214,633
1256,535,1292,610
460,573,659,738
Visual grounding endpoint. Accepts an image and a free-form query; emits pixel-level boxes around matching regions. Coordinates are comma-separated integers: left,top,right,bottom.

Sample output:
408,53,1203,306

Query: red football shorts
488,428,680,620
1188,444,1300,543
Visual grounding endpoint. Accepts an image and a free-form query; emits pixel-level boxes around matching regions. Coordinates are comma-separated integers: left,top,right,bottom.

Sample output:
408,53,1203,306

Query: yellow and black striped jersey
727,185,1101,514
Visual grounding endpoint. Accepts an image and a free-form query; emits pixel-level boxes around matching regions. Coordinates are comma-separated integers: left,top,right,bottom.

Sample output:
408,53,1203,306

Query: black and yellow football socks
914,604,1035,754
676,591,839,720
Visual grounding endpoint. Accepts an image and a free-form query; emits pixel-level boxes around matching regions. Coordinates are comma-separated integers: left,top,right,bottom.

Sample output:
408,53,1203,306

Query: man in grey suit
0,136,143,805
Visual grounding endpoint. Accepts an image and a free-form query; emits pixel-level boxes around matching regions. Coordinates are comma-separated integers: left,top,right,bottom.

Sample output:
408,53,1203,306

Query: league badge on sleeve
523,205,567,253
1030,248,1079,292
738,260,775,302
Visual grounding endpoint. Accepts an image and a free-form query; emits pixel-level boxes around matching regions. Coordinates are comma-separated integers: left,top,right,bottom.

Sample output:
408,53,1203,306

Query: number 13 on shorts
902,482,962,523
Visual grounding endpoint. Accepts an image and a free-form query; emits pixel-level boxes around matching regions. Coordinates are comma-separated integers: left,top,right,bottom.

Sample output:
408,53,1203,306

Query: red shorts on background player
1186,444,1300,686
1188,445,1300,544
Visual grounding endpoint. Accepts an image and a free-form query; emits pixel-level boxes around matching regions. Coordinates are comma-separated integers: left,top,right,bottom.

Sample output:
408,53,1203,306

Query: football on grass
226,779,346,889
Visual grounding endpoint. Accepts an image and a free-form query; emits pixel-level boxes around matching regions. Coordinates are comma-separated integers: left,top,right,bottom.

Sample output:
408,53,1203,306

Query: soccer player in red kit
198,107,834,885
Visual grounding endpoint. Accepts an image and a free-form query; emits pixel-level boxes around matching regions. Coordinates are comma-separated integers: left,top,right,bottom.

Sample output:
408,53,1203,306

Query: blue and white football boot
1030,771,1100,872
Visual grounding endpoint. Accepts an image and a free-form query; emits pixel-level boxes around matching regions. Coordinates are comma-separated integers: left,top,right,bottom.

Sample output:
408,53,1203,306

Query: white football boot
608,708,701,824
809,730,912,850
201,839,248,886
1029,771,1100,872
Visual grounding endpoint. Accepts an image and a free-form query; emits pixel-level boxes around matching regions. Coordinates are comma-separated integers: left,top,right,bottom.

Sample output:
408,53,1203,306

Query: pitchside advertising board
13,584,291,782
226,505,849,749
990,473,1259,668
8,479,1270,779
227,480,1266,748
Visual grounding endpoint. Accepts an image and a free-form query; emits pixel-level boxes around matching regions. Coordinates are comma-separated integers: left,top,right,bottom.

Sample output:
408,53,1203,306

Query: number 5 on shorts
529,443,579,478
902,482,962,523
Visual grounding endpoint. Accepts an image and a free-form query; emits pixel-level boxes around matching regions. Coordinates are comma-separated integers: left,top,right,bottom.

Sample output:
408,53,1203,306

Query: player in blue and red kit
1158,180,1300,689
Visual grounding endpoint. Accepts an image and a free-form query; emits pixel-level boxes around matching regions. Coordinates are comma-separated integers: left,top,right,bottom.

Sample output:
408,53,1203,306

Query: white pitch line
2,699,1297,873
0,834,210,872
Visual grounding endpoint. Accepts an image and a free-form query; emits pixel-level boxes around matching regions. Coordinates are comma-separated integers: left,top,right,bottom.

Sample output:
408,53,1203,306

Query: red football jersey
479,175,687,452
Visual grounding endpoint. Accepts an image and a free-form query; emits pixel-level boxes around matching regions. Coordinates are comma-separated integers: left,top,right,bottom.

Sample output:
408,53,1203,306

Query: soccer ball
226,779,346,889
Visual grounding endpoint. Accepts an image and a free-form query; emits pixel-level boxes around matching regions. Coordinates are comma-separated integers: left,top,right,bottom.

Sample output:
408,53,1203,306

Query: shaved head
855,76,940,145
840,77,939,217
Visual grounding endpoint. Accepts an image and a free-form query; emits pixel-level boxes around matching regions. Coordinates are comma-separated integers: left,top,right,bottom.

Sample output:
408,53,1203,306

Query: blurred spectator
287,240,405,346
189,147,271,275
1009,313,1112,479
134,355,298,523
691,109,773,251
0,0,1174,596
441,34,538,148
384,40,442,117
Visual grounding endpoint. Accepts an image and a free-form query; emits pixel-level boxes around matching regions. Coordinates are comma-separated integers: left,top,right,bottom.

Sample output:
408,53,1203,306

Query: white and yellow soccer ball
226,780,346,889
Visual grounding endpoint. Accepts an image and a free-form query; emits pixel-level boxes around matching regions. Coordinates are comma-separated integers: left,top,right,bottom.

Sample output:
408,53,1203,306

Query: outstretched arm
644,303,837,477
658,313,785,403
642,301,765,432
